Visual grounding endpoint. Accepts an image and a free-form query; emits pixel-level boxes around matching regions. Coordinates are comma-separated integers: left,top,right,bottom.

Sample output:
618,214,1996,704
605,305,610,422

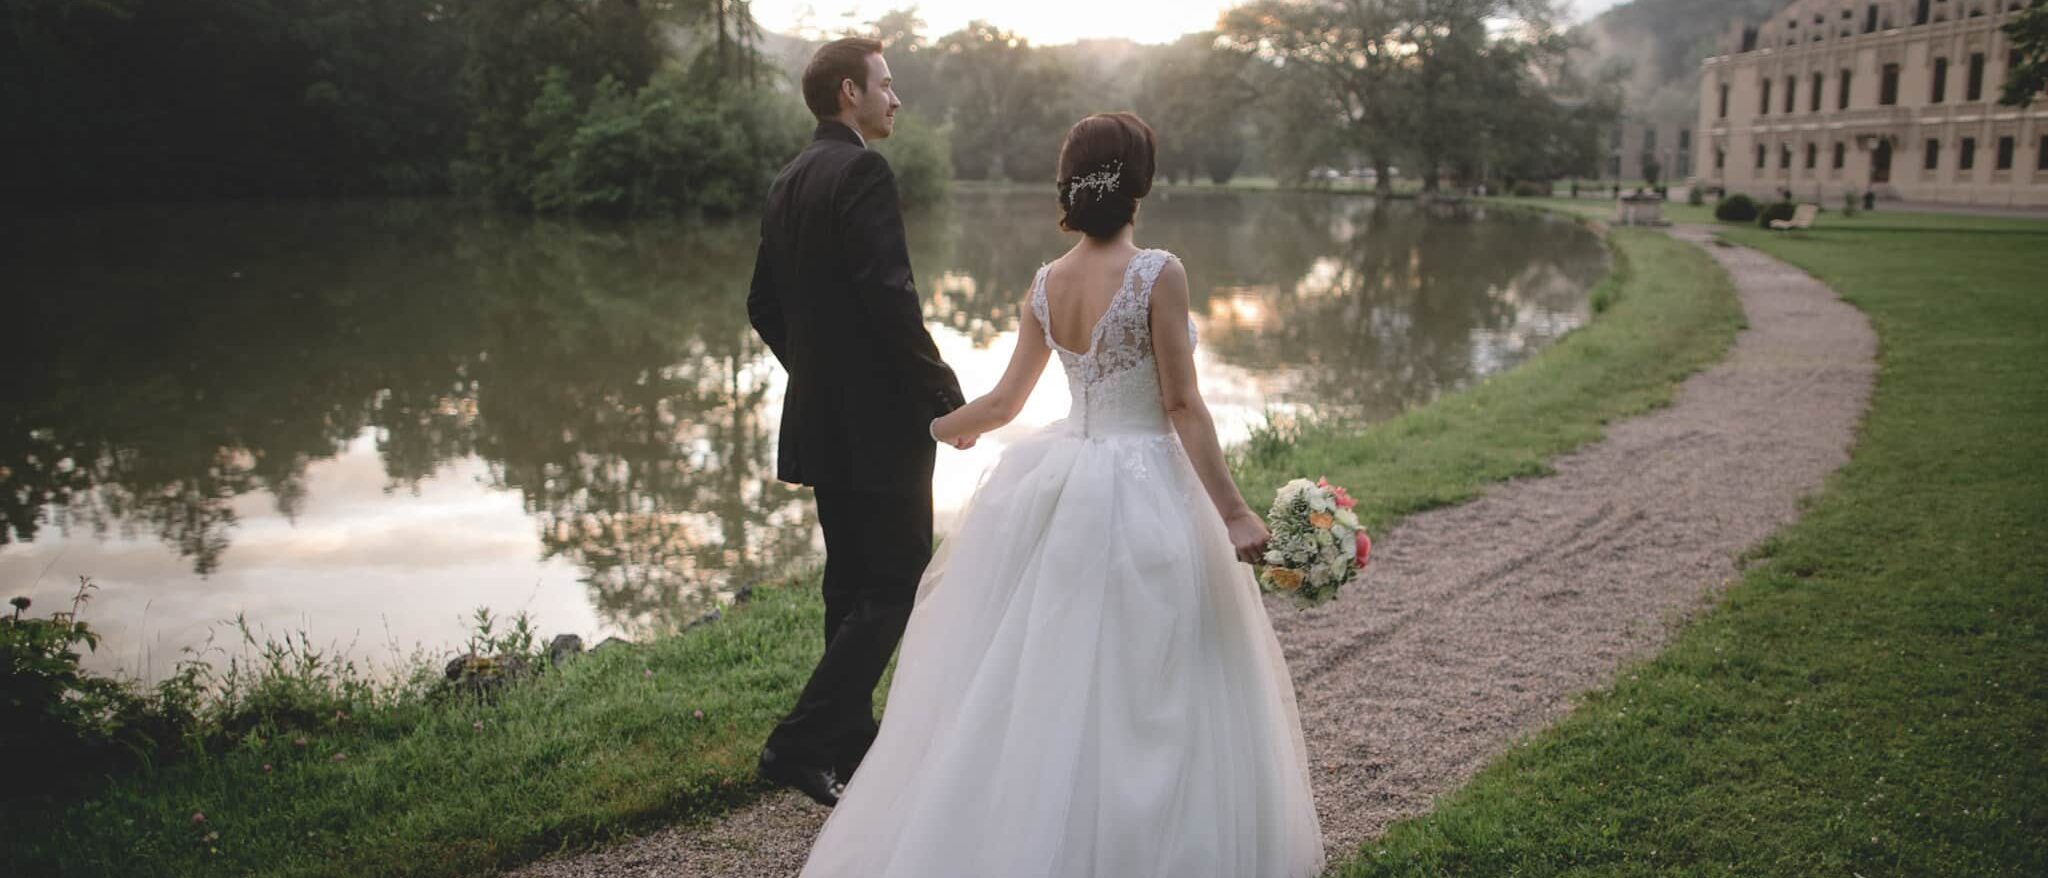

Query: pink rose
1354,530,1372,569
1332,487,1355,509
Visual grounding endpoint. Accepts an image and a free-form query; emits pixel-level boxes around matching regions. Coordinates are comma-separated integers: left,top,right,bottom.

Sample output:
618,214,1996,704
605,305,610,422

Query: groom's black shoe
758,746,840,807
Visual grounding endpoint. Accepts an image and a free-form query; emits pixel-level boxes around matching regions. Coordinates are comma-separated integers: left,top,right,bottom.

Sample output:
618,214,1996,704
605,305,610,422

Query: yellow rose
1267,568,1304,591
1309,512,1335,530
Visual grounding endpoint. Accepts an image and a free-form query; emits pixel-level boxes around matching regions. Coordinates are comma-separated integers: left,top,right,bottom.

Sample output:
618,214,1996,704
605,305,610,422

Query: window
1680,129,1692,150
1839,69,1854,109
1610,156,1622,176
1880,64,1900,105
1646,128,1658,150
2040,136,2048,172
1960,137,1977,171
1781,143,1793,169
1719,83,1730,118
1812,72,1825,112
1785,76,1797,113
1917,0,1932,24
1757,143,1768,169
1834,141,1847,169
1997,136,2015,171
1865,4,1880,33
1932,58,1948,103
1716,148,1727,171
1611,127,1623,149
1967,53,1985,102
1925,139,1941,170
1762,77,1773,115
1807,142,1819,168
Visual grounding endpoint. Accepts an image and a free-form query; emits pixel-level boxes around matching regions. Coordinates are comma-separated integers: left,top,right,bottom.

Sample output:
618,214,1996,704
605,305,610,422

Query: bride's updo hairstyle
1056,112,1156,239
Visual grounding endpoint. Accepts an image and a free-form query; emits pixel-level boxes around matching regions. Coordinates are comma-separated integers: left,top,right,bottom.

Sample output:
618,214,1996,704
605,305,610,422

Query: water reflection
0,192,1602,674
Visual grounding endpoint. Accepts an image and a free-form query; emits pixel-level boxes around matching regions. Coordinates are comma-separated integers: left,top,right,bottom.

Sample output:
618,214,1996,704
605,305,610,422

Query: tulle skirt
798,422,1325,878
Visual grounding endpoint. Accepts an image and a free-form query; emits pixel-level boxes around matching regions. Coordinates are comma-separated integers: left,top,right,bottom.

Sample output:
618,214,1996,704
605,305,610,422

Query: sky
754,0,1631,47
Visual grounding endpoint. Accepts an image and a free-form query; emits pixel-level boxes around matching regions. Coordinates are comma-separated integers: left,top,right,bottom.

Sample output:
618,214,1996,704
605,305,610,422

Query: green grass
1234,228,1745,532
7,222,1750,878
1331,213,2048,875
3,580,833,877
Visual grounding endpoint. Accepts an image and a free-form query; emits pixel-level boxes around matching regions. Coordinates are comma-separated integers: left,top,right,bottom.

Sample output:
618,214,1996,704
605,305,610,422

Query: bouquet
1258,477,1371,607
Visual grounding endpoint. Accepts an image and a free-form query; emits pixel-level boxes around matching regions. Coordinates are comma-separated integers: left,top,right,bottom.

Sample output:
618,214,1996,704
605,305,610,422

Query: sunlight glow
757,1,1623,46
757,1,1236,46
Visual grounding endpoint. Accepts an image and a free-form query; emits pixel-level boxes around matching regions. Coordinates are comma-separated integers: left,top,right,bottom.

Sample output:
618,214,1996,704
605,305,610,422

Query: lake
0,189,1606,677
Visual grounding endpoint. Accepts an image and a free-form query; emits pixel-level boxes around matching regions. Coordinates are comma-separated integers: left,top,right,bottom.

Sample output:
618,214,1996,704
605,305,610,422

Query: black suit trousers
765,481,933,773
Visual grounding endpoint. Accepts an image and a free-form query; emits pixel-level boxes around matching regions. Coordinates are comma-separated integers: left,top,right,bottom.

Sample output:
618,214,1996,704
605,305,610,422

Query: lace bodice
1029,249,1198,438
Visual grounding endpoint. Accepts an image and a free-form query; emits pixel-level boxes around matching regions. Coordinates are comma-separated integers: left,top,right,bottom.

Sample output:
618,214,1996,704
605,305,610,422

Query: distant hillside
1581,0,1790,122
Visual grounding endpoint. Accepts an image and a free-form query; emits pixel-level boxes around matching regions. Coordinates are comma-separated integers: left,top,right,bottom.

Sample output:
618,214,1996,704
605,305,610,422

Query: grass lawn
4,224,1745,877
1333,214,2048,875
3,583,828,877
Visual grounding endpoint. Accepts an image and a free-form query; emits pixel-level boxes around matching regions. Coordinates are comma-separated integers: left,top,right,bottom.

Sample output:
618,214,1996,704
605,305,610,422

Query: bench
1770,203,1819,231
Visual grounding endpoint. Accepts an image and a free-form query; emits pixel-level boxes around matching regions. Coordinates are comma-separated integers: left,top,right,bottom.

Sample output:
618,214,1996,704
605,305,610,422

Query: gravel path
505,227,1876,877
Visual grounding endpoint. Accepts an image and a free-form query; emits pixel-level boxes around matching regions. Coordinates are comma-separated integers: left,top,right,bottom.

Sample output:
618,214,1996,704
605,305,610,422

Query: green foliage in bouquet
1259,479,1368,607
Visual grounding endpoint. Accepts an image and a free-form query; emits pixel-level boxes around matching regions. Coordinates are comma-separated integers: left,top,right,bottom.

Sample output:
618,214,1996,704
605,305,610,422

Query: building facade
1699,0,2048,207
1609,118,1694,183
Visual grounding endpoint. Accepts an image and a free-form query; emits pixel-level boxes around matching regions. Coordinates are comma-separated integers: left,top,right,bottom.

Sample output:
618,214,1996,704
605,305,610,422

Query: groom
746,38,966,807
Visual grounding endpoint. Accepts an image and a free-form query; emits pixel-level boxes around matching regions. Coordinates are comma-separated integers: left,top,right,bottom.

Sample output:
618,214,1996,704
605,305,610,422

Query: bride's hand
1224,510,1270,565
931,415,978,450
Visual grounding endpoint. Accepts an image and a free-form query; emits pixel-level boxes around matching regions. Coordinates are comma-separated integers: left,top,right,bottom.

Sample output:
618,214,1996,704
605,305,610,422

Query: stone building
1698,0,2048,207
1609,118,1694,184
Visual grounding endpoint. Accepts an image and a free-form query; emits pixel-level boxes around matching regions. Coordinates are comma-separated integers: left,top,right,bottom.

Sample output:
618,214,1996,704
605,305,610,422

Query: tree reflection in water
0,203,813,636
0,191,1600,642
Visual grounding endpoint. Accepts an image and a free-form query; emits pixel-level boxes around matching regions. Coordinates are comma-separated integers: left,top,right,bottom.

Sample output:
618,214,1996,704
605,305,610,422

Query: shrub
1756,200,1799,228
1714,193,1760,222
1687,186,1706,206
514,67,811,218
2,580,203,796
1511,180,1551,197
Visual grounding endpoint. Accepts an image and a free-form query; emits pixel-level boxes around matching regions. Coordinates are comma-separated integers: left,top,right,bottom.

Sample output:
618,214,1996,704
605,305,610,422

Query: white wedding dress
798,249,1325,878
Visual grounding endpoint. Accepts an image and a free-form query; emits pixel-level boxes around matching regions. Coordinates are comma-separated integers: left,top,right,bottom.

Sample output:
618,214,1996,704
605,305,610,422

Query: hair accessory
1065,161,1124,202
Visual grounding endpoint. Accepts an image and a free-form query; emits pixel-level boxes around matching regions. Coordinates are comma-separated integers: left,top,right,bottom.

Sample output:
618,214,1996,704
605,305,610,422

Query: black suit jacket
748,121,966,493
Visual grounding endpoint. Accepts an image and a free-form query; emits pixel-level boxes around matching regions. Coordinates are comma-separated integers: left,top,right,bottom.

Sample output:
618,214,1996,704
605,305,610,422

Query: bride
797,112,1325,878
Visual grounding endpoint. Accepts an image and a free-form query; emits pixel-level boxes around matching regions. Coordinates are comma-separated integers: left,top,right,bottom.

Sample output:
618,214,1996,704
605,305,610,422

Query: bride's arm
929,294,1052,448
1151,258,1270,564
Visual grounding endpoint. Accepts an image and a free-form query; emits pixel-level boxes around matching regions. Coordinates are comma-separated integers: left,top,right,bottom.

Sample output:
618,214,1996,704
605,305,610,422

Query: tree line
1,0,800,216
820,1,1619,193
1,0,1622,213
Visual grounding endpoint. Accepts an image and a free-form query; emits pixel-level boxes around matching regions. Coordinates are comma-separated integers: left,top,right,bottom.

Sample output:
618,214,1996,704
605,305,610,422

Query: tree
1136,34,1256,184
934,21,1070,181
2001,2,2048,108
1223,0,1610,192
1222,0,1411,192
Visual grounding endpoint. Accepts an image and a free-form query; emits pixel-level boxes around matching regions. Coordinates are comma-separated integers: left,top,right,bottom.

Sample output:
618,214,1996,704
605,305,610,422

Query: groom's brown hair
803,38,885,119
